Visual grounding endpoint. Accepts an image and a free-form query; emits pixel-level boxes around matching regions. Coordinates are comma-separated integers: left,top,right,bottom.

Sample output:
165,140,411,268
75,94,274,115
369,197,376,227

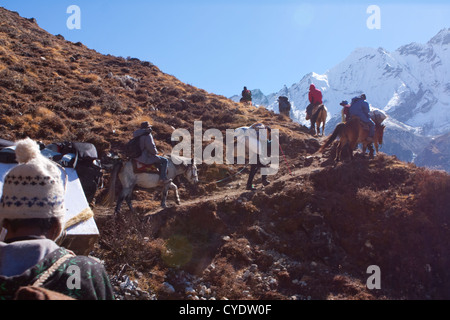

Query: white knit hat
0,138,66,226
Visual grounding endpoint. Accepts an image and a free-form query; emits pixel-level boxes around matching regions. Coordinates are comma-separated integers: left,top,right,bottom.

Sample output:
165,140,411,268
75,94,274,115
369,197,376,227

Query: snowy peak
237,28,450,136
428,28,450,46
230,28,450,169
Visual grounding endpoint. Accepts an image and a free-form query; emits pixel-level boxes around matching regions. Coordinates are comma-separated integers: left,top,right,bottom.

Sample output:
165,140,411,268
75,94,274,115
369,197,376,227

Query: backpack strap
32,252,76,287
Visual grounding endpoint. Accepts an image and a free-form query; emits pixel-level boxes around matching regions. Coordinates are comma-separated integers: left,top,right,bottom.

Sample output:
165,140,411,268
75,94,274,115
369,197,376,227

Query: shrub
80,74,100,83
39,115,66,134
87,85,104,97
415,169,450,221
65,108,90,120
188,93,206,103
161,86,183,98
101,95,124,114
65,94,95,109
22,84,41,95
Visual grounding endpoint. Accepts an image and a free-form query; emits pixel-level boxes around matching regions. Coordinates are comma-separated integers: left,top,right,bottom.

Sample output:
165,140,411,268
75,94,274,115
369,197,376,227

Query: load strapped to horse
0,139,102,254
0,140,103,204
278,96,291,118
319,109,387,162
48,141,104,203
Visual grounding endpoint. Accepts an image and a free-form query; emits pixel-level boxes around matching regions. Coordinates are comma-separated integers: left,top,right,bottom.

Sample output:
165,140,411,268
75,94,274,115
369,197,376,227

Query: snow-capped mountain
231,28,450,169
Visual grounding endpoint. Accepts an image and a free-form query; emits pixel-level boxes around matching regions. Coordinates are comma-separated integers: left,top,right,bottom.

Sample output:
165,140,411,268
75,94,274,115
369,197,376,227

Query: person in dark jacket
349,94,375,142
133,122,171,183
0,138,114,300
241,87,252,103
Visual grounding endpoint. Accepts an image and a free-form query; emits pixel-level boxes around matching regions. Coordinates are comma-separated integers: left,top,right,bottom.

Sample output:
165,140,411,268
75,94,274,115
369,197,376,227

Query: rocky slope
1,7,450,300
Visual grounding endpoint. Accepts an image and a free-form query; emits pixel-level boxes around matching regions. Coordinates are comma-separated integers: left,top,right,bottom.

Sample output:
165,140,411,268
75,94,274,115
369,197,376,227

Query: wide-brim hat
140,121,153,129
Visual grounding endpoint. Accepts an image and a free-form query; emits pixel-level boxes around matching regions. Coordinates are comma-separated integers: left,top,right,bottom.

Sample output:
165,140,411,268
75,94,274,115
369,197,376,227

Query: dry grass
2,7,450,301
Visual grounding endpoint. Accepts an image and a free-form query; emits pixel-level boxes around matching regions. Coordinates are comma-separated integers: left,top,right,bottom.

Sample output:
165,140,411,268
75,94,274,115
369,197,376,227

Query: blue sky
1,0,449,97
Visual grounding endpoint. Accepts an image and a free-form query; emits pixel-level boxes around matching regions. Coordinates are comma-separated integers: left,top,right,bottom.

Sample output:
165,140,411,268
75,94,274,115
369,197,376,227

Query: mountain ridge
231,28,450,170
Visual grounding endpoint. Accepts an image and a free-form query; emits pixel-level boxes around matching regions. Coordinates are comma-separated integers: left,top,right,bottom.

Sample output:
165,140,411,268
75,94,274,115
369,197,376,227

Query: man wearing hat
340,100,351,122
133,122,171,183
0,138,114,300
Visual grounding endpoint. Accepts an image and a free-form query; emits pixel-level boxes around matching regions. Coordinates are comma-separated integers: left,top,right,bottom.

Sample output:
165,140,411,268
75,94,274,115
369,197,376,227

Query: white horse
104,155,199,215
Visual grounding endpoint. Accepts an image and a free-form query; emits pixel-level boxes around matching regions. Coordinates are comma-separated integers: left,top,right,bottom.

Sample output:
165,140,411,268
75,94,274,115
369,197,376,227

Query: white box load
0,163,99,255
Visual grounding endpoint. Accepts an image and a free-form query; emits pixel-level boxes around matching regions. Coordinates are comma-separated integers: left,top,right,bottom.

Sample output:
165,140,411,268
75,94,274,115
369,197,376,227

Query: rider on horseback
349,94,375,143
306,84,323,130
133,122,172,184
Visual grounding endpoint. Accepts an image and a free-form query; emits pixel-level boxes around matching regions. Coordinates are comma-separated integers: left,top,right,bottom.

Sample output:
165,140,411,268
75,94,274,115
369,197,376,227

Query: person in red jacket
306,84,323,131
308,84,323,106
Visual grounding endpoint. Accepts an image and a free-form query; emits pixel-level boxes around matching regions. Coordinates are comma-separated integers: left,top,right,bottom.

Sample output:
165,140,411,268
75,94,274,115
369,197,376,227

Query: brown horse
306,104,328,136
319,117,385,161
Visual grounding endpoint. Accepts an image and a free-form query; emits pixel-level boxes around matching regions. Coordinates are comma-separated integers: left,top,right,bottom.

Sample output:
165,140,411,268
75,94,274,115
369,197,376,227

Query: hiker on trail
349,94,375,142
306,84,323,129
241,86,252,103
246,123,271,191
340,100,351,122
0,138,114,300
133,121,171,183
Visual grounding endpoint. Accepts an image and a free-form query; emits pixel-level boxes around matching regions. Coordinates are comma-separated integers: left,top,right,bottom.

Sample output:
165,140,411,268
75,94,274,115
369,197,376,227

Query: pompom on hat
0,138,67,227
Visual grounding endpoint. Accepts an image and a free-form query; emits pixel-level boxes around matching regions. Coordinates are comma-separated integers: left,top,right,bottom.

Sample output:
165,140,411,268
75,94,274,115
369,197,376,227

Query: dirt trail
142,155,326,217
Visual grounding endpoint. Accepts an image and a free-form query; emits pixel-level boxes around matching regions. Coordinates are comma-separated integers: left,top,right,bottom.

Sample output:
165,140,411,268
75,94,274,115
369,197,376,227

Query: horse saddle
352,116,370,132
307,104,323,117
132,160,160,174
360,121,370,132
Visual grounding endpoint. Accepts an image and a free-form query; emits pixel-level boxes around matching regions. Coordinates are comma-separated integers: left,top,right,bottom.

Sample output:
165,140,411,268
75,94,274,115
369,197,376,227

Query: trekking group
0,82,385,300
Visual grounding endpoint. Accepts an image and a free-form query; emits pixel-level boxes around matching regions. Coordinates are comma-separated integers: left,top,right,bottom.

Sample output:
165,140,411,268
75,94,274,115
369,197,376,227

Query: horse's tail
319,122,345,153
102,160,123,207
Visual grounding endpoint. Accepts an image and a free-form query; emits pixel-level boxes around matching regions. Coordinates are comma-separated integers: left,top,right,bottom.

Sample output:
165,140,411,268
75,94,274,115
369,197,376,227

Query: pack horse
105,155,198,215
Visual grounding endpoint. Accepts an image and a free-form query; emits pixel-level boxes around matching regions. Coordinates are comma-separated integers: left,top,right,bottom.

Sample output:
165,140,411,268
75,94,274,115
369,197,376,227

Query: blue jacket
349,97,371,123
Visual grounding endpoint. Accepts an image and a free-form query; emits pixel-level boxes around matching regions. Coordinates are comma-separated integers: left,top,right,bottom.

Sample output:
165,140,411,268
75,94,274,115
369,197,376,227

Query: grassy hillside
1,7,450,300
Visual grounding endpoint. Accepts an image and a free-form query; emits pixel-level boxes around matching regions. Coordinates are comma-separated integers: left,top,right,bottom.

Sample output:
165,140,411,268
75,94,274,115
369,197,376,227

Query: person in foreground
0,138,114,300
